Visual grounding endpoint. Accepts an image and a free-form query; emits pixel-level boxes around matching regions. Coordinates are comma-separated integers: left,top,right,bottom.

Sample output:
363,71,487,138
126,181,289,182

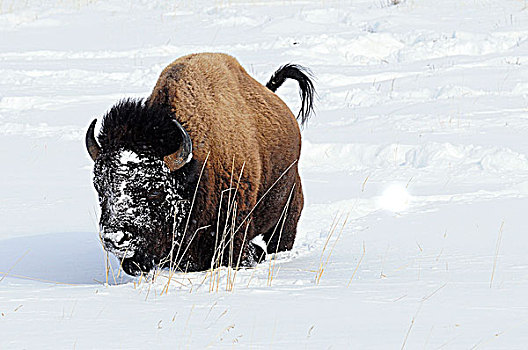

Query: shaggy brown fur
148,53,306,269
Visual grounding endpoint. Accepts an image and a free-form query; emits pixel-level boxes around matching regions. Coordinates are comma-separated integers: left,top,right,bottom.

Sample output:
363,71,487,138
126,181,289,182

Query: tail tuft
266,64,315,126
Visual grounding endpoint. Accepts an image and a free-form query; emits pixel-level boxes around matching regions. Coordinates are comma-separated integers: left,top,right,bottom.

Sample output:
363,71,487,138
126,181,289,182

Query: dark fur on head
98,98,182,157
93,98,196,276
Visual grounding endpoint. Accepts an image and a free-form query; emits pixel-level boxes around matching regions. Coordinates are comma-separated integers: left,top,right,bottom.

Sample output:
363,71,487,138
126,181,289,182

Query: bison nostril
103,235,126,248
102,229,129,247
103,237,116,248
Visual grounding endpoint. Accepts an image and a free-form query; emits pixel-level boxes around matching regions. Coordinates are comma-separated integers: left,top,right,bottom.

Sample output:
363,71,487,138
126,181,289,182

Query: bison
86,53,315,276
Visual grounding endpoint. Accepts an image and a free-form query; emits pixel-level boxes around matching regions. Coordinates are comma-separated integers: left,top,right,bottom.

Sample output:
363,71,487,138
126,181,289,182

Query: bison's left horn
86,119,101,161
163,119,193,171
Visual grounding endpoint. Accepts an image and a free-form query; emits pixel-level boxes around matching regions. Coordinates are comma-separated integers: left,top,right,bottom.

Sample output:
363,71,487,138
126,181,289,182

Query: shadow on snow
0,232,131,285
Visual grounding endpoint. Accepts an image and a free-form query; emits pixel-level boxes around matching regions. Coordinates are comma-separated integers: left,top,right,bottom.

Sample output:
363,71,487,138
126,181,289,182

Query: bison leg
263,179,303,254
241,241,267,266
223,233,266,268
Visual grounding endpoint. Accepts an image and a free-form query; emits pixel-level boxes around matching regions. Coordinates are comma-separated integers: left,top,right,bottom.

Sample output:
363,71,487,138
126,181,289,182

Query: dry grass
96,232,116,286
206,159,298,292
401,302,423,350
401,283,447,349
361,174,370,192
230,220,251,291
233,160,298,236
267,184,296,287
0,249,29,283
155,152,211,295
347,241,365,286
315,212,349,285
208,157,246,293
490,220,505,288
315,212,340,281
0,272,82,286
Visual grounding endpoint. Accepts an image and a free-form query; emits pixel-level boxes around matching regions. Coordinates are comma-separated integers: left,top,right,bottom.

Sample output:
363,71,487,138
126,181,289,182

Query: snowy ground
2,0,528,348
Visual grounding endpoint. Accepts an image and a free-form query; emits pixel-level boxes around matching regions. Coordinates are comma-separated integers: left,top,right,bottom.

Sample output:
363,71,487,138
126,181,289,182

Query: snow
378,183,412,212
2,0,528,348
119,149,143,164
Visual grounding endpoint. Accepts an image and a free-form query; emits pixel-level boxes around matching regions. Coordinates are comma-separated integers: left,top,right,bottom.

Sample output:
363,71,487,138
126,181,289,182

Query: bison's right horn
86,119,101,161
163,119,193,172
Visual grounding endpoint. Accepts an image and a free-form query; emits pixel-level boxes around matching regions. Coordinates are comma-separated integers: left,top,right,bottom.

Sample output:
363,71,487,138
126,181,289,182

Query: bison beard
86,53,315,276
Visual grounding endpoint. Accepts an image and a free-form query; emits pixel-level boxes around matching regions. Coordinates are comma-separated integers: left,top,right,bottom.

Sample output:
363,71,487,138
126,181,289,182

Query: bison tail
266,64,315,126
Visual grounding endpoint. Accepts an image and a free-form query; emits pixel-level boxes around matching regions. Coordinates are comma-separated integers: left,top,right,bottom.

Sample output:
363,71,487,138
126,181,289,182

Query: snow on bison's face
86,100,193,276
93,148,185,276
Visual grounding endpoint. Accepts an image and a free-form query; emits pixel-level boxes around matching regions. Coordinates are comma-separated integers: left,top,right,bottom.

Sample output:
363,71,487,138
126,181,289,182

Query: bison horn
163,119,193,171
86,119,101,161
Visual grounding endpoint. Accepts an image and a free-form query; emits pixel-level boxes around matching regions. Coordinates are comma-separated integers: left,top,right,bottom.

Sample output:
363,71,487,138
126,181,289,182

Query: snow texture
1,0,528,348
119,149,143,164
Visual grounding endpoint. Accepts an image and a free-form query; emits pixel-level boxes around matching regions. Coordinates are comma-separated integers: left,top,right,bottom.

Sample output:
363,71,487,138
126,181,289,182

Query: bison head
86,99,192,276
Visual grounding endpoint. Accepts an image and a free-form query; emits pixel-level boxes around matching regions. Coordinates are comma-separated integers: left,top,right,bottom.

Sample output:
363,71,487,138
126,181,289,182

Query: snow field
2,0,528,348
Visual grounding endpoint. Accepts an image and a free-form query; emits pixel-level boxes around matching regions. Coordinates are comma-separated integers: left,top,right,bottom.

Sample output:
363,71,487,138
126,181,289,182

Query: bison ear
163,119,193,171
86,119,101,161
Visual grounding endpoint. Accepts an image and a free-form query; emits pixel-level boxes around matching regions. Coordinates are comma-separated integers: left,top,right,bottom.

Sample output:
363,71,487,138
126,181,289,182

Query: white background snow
1,0,528,348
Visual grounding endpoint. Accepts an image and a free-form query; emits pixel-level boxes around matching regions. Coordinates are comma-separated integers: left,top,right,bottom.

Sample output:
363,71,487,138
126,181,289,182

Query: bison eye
147,190,164,202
